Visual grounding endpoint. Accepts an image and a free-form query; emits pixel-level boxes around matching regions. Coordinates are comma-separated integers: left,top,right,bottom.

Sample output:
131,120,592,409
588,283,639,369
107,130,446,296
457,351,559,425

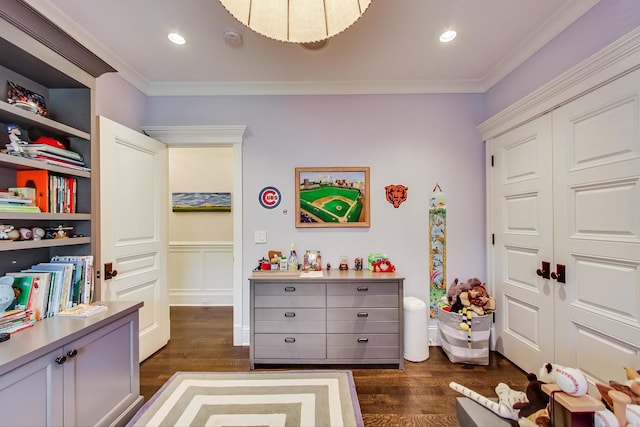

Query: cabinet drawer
254,334,326,359
327,308,398,333
327,334,399,359
326,282,398,308
254,309,326,333
254,283,325,308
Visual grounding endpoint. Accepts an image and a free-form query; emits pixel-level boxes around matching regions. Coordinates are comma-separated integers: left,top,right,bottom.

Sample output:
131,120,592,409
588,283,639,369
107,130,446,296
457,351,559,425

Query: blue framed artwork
172,192,231,212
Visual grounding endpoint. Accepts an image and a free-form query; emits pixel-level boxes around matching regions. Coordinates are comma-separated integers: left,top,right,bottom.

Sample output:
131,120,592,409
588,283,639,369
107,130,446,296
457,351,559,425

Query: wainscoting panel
169,241,234,306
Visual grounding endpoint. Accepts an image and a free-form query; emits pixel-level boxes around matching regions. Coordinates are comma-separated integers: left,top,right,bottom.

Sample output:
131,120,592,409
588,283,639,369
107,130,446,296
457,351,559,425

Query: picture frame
7,81,48,117
295,166,370,228
172,192,231,212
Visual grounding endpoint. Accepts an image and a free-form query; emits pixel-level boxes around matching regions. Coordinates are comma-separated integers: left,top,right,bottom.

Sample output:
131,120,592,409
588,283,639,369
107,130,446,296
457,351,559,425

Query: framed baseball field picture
295,166,370,228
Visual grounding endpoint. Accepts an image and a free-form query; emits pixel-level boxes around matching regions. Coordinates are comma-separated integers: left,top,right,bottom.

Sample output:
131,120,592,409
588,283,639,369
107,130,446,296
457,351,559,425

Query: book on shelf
0,204,41,212
58,303,107,318
21,144,83,162
6,272,51,321
15,170,78,213
9,275,35,314
8,187,37,206
28,264,67,316
51,255,94,305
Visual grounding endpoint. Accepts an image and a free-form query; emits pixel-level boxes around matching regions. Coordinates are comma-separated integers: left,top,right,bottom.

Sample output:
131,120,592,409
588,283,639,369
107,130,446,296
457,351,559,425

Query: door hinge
491,155,494,167
96,270,100,279
492,233,495,245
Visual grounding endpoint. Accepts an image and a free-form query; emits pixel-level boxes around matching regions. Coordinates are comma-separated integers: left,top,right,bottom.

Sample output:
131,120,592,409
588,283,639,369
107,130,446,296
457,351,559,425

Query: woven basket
438,308,491,365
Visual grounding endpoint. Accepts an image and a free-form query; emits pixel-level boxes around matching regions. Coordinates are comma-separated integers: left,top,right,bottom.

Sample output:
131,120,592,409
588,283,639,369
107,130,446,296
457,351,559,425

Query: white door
552,69,640,383
98,116,169,361
489,114,555,374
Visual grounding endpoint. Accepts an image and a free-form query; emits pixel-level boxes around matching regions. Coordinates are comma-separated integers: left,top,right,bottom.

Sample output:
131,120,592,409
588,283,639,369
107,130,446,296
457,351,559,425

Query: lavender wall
485,0,640,118
95,73,147,131
92,0,640,329
145,94,486,303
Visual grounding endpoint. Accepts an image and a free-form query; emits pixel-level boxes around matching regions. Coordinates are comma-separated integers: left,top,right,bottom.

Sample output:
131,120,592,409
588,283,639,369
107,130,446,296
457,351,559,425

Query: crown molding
143,79,486,96
479,25,640,140
482,0,599,90
142,125,246,146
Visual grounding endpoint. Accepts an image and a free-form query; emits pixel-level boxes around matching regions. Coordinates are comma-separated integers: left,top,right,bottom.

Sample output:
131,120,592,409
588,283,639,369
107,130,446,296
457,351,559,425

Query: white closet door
490,114,555,374
552,68,640,383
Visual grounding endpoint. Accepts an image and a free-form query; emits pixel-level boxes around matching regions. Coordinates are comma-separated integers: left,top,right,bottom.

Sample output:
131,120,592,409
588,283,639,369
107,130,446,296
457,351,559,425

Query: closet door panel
553,68,640,384
489,114,555,374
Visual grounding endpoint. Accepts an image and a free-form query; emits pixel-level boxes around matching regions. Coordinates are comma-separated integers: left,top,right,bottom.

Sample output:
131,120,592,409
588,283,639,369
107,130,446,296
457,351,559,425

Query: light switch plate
254,230,267,244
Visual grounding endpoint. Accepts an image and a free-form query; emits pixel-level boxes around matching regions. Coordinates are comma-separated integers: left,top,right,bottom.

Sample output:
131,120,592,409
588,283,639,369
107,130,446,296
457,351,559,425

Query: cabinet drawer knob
67,349,78,358
284,286,296,292
357,338,369,343
284,312,296,317
55,355,67,365
357,286,368,292
284,337,296,343
357,312,369,317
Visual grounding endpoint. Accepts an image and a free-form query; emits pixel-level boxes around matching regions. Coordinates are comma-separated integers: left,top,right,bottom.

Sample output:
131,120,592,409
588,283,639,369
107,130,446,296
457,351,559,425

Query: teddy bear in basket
447,277,496,315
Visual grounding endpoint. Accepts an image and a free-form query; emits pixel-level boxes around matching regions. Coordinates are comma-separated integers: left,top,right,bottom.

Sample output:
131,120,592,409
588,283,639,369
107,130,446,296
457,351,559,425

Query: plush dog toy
513,373,550,420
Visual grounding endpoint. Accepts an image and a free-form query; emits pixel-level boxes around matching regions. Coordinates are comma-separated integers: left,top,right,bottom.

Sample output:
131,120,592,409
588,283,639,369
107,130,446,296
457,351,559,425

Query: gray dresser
249,270,404,368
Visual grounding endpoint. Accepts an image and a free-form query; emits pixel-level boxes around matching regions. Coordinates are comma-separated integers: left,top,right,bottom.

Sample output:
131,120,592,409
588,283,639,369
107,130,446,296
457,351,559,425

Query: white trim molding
479,26,640,140
142,125,246,146
142,125,246,346
169,241,234,306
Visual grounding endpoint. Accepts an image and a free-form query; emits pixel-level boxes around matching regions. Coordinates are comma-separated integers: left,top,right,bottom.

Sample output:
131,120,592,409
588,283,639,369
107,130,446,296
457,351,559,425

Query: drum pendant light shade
218,0,372,43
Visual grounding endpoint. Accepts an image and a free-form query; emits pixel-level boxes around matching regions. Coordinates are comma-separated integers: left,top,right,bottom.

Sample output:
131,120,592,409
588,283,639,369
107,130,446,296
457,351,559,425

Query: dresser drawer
254,334,326,359
327,308,398,333
254,282,325,308
326,282,398,308
254,309,326,333
327,334,399,359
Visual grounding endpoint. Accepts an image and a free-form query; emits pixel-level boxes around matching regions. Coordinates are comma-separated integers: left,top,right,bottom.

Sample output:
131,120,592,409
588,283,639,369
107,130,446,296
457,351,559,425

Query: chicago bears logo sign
385,184,408,208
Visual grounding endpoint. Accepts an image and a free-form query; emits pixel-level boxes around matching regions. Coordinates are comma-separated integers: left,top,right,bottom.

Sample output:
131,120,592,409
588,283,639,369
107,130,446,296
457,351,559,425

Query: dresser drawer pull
284,286,296,292
357,312,369,317
357,338,369,343
357,286,369,292
284,312,296,317
284,337,296,343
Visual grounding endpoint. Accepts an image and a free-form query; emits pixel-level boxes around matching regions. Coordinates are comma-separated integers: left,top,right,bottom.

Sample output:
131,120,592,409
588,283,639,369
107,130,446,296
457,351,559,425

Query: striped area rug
127,370,363,427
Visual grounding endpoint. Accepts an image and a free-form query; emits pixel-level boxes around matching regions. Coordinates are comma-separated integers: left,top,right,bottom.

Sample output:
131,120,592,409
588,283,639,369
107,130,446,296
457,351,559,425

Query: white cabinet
482,46,640,384
0,301,143,427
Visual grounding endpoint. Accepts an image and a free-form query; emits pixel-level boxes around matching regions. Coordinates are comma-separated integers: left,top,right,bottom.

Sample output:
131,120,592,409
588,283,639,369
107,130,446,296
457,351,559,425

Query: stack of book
0,189,40,213
0,309,34,334
3,255,94,322
21,144,90,172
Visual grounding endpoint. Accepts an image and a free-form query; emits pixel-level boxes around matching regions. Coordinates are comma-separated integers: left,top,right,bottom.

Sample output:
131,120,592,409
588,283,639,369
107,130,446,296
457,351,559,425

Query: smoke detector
223,29,243,47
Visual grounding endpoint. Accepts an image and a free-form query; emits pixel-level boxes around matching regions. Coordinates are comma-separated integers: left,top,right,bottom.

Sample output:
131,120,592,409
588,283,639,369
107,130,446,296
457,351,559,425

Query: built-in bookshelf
0,2,113,277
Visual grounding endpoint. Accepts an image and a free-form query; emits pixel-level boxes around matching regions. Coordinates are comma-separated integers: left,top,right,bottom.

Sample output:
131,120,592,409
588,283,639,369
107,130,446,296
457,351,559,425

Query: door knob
104,262,118,280
550,264,566,283
536,261,550,279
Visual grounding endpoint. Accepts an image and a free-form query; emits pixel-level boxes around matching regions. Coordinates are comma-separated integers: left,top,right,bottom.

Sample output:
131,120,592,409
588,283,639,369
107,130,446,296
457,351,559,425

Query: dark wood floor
140,306,528,426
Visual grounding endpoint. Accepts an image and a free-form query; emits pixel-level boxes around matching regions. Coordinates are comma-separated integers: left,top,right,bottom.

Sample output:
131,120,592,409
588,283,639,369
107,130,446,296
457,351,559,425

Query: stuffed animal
446,277,477,304
518,406,551,427
458,282,496,315
513,373,550,420
449,381,527,420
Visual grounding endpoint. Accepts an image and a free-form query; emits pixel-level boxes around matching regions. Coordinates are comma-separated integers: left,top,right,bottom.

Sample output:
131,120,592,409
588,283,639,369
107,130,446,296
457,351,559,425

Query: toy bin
438,308,491,365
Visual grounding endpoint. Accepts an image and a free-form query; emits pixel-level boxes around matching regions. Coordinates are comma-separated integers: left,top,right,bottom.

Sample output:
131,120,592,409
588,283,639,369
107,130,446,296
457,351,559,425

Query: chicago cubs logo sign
258,186,281,209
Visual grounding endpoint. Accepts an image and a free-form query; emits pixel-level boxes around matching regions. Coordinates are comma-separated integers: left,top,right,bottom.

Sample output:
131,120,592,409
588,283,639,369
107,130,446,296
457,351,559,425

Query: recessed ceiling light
439,30,457,43
168,32,186,45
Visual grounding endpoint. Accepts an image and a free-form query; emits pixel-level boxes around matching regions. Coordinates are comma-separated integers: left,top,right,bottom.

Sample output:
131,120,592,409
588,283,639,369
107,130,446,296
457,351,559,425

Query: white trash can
403,296,429,362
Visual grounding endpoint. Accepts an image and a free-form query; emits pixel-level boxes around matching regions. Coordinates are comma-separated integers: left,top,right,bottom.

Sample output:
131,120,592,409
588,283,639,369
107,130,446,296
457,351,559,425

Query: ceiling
28,0,598,96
